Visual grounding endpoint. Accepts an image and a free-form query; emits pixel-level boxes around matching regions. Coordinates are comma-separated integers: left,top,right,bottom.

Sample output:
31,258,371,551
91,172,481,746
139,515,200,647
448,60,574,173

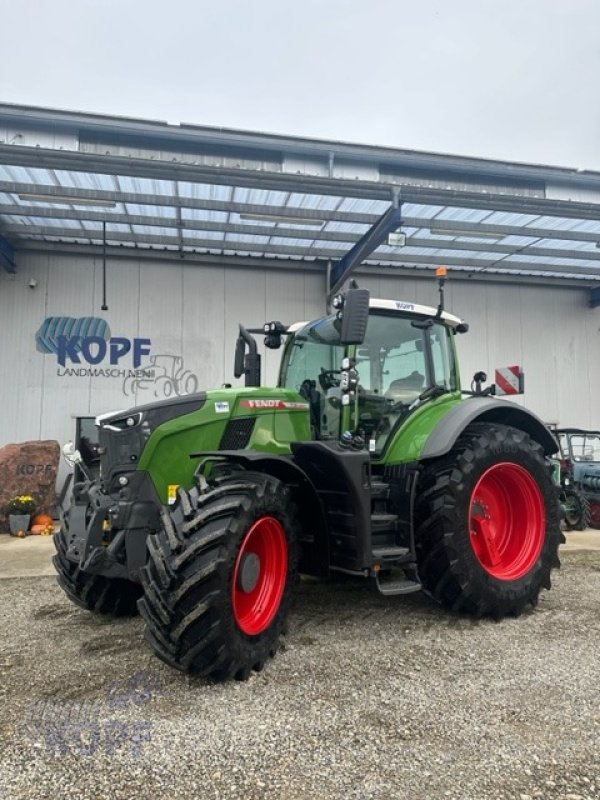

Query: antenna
435,266,447,318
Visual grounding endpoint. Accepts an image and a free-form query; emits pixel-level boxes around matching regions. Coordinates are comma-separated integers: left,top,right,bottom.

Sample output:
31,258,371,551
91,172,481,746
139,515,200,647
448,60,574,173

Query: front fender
196,450,330,577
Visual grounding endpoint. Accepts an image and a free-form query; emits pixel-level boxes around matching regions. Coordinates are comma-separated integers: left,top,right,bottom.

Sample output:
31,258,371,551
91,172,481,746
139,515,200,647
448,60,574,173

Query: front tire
415,423,562,618
138,474,299,681
53,526,142,616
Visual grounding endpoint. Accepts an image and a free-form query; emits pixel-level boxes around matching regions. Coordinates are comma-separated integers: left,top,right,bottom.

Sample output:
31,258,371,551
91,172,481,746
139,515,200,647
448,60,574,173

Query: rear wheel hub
469,462,546,581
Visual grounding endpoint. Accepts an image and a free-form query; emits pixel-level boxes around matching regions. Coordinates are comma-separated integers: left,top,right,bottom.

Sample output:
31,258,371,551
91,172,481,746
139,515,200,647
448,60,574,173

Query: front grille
219,418,255,450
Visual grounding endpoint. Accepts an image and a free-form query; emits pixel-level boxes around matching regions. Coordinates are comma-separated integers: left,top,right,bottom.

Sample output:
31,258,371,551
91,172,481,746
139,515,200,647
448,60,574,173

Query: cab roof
288,298,463,332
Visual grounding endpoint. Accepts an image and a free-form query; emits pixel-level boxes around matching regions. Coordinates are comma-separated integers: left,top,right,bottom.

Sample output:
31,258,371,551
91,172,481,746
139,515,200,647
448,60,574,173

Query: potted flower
6,495,37,535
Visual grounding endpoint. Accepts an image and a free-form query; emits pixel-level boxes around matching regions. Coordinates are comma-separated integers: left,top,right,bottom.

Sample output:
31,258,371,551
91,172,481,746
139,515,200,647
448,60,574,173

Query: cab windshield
356,313,457,398
563,433,600,462
280,311,458,445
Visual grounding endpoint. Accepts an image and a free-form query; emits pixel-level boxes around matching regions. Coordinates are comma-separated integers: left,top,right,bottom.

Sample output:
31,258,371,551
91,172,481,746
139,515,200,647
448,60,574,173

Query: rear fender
421,397,558,459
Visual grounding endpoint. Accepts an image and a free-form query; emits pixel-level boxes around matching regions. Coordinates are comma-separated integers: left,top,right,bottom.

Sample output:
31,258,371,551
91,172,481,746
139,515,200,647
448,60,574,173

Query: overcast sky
1,0,599,170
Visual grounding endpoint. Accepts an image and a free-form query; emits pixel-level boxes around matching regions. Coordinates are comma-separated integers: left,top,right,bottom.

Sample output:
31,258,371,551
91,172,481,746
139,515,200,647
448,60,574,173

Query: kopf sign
57,335,151,367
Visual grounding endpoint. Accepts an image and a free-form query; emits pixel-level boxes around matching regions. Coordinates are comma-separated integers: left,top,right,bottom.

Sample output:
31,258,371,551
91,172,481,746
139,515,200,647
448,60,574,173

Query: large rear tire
138,474,299,681
53,526,142,616
415,423,562,618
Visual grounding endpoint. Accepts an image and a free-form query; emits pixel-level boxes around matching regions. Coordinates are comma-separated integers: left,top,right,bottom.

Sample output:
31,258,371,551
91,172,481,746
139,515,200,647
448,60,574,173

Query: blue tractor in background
555,428,599,530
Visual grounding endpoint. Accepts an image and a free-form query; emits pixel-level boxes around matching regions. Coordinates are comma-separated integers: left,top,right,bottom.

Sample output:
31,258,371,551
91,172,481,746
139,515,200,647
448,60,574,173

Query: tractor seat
385,371,425,405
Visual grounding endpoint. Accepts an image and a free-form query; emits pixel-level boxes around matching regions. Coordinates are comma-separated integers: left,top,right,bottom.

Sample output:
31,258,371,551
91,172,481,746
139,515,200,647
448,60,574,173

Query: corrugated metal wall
0,252,597,456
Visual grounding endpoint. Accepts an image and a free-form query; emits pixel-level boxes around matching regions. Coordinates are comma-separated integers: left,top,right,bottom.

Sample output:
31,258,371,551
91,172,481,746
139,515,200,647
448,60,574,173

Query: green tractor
55,279,562,681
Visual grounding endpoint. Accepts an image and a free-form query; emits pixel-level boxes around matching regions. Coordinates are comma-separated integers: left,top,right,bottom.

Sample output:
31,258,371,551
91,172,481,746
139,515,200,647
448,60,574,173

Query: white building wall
0,252,598,454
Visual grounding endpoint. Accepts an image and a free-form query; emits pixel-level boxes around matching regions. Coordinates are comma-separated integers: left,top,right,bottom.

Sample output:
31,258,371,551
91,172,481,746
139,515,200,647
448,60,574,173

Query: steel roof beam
408,218,600,244
15,238,598,287
328,204,403,295
2,144,600,219
10,225,600,278
0,181,378,225
3,214,600,262
2,183,599,245
0,195,600,249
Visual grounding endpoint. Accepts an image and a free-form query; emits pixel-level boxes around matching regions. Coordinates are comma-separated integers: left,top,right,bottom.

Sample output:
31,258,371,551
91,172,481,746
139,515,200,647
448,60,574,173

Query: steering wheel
386,397,409,413
318,368,341,392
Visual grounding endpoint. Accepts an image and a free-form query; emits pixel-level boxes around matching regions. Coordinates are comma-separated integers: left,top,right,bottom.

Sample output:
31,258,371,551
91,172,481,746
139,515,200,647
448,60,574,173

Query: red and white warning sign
494,365,525,396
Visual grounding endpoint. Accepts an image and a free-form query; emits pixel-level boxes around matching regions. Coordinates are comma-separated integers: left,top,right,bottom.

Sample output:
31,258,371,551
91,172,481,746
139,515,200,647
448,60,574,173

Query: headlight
102,412,143,431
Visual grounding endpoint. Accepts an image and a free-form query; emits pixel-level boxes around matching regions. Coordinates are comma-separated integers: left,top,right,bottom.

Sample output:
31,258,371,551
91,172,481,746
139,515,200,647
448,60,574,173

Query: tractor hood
95,387,311,503
96,392,207,434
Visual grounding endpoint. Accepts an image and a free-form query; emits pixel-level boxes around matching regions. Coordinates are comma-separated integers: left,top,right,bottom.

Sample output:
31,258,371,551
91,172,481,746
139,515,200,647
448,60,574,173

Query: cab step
372,545,410,560
375,572,422,596
370,512,398,535
370,481,390,500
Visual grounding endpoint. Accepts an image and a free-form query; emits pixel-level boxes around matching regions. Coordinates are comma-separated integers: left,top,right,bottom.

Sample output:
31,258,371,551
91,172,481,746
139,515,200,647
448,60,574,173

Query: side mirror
337,288,370,345
233,325,261,387
234,336,245,378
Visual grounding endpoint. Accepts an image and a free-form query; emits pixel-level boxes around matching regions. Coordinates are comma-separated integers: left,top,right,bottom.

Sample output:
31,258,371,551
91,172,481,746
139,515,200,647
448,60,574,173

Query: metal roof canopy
1,103,600,292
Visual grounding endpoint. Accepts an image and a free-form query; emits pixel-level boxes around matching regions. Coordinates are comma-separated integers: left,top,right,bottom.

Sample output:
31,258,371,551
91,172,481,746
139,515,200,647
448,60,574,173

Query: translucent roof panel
1,147,600,284
182,208,228,223
126,203,178,218
30,217,86,230
433,207,493,223
131,224,180,237
116,176,177,196
55,169,117,191
177,181,233,202
286,193,344,211
337,198,390,215
181,230,225,241
506,253,600,268
536,238,599,251
484,211,542,227
400,203,445,218
223,233,271,245
233,187,289,206
0,165,55,183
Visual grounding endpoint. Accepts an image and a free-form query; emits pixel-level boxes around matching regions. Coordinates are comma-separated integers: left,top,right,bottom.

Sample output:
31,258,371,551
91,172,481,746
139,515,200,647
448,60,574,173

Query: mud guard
421,396,558,459
194,450,330,577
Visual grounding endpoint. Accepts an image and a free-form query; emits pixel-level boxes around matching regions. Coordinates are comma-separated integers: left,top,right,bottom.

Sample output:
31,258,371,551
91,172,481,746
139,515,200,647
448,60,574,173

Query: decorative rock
0,440,60,529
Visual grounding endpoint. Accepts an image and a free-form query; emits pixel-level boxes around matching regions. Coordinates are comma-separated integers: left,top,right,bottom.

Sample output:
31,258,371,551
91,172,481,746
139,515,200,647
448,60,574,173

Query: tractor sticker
121,354,199,399
215,401,230,413
395,301,415,311
240,399,309,410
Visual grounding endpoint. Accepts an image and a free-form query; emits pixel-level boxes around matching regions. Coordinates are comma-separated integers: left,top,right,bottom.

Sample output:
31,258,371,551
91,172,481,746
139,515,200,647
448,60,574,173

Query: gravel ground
0,551,599,800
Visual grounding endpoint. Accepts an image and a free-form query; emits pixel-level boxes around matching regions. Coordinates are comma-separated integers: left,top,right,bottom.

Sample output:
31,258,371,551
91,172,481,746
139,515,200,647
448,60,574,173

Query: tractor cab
278,299,463,454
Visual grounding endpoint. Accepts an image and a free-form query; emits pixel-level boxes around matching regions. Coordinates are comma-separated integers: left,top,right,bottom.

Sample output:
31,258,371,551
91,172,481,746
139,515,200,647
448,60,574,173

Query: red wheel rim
232,516,288,635
469,462,546,580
